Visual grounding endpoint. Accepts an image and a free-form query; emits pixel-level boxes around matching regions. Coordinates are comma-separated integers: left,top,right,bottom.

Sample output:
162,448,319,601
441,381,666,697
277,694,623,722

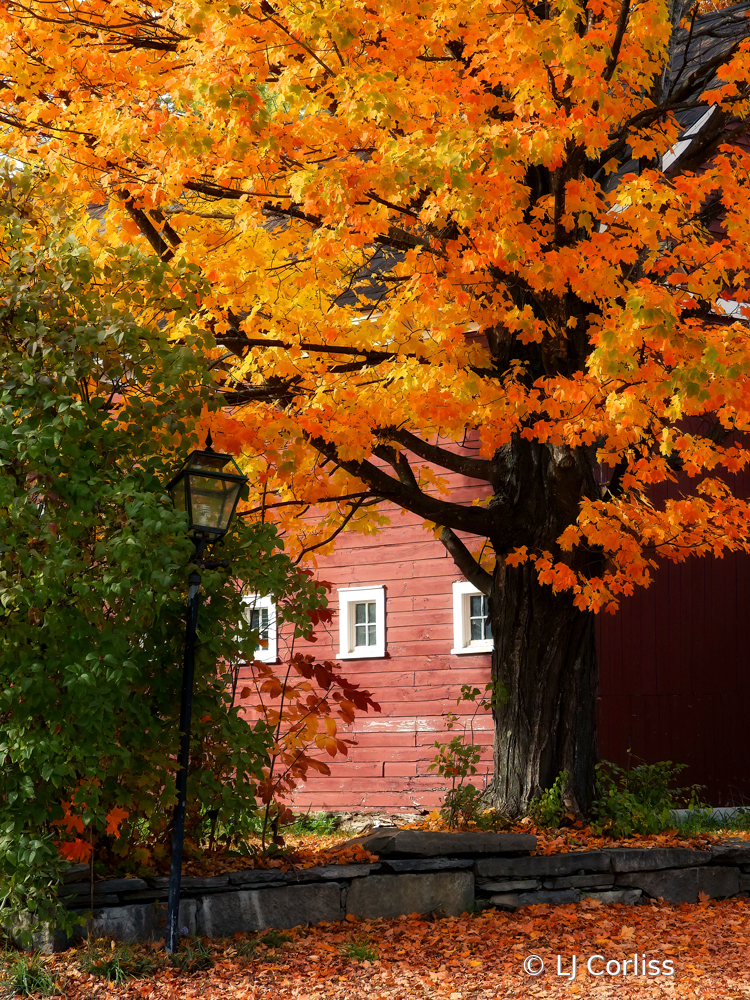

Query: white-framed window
241,593,277,663
337,585,386,659
451,581,493,654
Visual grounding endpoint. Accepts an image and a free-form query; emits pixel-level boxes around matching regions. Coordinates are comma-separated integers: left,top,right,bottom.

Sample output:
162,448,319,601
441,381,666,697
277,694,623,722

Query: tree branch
602,0,631,83
439,528,492,596
372,444,420,490
293,496,379,564
308,435,500,540
123,199,174,260
384,429,495,485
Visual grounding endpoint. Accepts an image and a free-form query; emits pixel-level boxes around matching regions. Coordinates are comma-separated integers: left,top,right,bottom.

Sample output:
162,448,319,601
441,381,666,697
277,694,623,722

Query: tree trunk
488,560,598,818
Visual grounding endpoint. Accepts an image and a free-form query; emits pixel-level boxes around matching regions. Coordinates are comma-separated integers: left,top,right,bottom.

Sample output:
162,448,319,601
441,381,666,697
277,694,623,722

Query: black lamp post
164,431,248,954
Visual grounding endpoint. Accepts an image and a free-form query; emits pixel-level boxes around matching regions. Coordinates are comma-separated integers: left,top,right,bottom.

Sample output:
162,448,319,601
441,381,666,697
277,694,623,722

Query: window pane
353,600,378,647
468,594,490,642
249,607,269,638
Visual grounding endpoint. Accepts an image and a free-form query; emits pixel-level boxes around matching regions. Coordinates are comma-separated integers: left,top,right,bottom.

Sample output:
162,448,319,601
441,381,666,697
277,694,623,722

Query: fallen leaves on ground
7,897,749,1000
180,840,378,876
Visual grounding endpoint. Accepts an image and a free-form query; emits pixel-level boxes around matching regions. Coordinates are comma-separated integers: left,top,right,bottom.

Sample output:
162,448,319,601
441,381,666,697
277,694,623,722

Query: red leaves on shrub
58,838,92,863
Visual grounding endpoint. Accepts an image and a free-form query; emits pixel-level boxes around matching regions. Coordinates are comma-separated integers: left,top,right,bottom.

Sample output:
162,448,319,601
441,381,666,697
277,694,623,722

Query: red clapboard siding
238,454,750,812
261,469,497,814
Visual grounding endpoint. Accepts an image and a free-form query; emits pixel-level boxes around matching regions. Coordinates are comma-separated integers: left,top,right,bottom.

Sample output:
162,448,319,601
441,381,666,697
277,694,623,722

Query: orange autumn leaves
18,897,750,1000
1,0,750,608
54,802,131,863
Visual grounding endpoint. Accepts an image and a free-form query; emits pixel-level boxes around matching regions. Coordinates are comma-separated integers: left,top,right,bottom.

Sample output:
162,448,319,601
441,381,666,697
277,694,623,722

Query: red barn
238,459,750,814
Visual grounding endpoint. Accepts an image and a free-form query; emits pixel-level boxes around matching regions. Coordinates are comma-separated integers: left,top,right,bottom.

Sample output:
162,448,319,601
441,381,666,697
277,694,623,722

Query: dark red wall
597,547,750,806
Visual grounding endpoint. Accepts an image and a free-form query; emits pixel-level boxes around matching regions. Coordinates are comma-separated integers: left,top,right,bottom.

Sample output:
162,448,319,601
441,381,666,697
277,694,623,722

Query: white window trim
337,585,386,659
241,593,277,663
451,580,493,655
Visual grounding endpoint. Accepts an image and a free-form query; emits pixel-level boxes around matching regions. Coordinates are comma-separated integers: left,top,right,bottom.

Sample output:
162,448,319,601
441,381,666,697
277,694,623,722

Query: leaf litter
6,896,748,1000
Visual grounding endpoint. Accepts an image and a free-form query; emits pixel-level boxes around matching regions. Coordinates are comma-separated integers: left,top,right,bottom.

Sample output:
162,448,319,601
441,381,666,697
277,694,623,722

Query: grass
256,931,292,949
2,954,57,997
282,812,341,837
168,939,213,974
674,807,750,836
234,939,257,960
340,936,377,962
80,943,159,984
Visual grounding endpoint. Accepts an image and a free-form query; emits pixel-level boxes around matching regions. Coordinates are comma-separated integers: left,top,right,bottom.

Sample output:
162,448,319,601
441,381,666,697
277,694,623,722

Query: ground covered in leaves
4,898,749,1000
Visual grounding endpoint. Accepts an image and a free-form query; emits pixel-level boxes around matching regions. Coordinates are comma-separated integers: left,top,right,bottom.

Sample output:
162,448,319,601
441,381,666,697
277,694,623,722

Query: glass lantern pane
191,453,233,474
188,475,241,531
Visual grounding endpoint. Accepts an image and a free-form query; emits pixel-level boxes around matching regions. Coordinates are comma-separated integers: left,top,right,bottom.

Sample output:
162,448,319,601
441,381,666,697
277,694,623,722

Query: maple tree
1,0,750,818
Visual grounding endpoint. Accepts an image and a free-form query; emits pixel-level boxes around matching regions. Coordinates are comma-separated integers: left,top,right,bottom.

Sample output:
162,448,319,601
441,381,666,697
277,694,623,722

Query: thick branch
372,444,420,490
308,436,501,541
123,200,174,260
439,528,492,596
385,427,495,484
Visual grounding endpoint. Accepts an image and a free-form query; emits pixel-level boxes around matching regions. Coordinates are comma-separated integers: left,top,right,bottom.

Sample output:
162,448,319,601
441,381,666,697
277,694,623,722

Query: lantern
166,432,248,539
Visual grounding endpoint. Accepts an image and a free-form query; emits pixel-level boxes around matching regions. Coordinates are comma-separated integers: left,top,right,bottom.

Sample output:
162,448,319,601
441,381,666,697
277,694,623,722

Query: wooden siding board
348,733,417,748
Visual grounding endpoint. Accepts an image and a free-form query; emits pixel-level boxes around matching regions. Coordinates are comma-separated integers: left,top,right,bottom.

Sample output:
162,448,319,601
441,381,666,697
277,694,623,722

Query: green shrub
529,770,569,828
591,758,707,837
429,683,506,829
675,806,750,835
286,812,341,837
439,784,482,828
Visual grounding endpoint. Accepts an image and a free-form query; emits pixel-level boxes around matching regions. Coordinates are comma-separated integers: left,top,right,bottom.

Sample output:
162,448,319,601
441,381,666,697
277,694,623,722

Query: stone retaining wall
27,831,750,952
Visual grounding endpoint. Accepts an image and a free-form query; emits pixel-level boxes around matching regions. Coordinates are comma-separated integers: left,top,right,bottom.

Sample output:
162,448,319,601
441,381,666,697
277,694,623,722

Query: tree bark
488,559,598,818
473,436,603,818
